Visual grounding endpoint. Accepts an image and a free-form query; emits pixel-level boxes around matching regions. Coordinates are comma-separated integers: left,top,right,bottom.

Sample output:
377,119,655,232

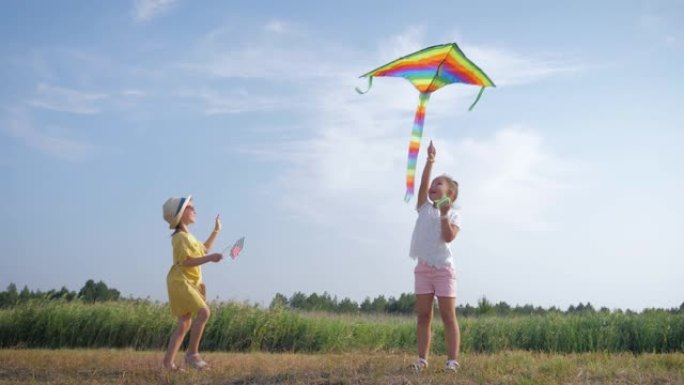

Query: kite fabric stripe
405,92,431,202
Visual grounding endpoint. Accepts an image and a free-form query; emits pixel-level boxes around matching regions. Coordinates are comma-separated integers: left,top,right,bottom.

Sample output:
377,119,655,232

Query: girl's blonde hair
440,174,459,201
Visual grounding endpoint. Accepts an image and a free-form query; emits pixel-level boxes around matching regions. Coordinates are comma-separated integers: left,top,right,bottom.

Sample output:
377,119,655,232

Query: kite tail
405,92,431,202
468,86,486,111
355,77,373,94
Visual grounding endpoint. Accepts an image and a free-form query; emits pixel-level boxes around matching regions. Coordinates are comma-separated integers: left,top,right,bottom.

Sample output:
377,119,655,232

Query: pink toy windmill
222,237,245,259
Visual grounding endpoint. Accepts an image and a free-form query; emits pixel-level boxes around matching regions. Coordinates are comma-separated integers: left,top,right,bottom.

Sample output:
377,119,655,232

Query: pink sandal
185,353,209,370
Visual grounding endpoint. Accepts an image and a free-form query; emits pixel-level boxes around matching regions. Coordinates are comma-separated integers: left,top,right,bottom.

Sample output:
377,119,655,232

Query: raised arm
203,214,221,251
416,140,436,210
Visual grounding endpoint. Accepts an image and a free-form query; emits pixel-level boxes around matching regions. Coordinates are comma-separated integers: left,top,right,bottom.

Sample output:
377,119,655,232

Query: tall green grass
461,312,684,353
1,300,682,354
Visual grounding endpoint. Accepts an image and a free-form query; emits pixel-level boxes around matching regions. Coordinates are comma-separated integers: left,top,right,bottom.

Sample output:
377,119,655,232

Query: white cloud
26,84,147,115
265,125,576,233
375,26,428,60
183,45,341,80
180,24,353,80
120,89,146,97
454,127,579,230
243,90,576,242
263,20,291,34
463,45,581,87
176,88,295,115
4,109,95,161
28,83,108,114
133,0,175,22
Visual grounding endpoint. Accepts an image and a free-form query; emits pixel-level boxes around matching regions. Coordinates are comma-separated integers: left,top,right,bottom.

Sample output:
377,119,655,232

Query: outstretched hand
214,214,222,233
208,253,224,263
427,140,436,162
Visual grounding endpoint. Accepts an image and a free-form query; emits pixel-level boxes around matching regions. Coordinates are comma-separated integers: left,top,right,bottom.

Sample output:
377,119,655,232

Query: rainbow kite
356,43,495,201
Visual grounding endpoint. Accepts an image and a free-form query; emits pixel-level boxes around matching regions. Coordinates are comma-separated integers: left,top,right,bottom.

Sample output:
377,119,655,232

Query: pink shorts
414,263,457,298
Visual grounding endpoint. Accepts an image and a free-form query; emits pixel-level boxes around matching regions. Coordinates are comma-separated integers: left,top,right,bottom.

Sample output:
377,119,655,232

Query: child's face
429,177,452,202
181,204,196,225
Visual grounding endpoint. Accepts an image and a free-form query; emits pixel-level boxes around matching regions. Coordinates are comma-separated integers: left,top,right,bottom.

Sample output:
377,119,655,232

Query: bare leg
162,314,192,369
415,294,435,361
187,307,210,356
437,296,459,361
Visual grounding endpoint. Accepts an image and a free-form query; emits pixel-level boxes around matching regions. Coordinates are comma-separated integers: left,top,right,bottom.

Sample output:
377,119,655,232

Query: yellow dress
166,231,207,317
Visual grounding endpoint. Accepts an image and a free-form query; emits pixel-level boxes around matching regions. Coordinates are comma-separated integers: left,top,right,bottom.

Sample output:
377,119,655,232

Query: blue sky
1,0,682,311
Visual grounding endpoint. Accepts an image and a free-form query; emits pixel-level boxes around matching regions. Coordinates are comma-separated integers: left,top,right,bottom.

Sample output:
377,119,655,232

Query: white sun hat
163,195,192,229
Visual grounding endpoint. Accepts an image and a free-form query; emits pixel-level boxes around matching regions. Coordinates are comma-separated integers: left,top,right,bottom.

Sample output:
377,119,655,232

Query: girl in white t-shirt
409,140,461,373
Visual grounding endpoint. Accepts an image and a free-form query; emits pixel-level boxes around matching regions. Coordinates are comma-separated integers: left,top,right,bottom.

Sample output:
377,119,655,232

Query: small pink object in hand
224,237,245,259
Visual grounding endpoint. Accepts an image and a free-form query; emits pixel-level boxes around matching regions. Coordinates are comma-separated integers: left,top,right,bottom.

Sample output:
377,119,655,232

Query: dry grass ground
0,349,682,385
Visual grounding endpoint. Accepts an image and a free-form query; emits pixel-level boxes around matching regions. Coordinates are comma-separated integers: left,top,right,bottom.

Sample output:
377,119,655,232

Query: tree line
2,283,682,317
270,291,684,317
0,280,120,308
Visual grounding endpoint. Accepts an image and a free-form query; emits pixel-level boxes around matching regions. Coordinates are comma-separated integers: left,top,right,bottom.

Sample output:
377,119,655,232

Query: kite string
405,92,431,202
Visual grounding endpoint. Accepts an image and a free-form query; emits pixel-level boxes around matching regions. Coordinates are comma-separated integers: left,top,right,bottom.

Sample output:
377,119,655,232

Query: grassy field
0,349,682,385
2,301,683,383
2,301,683,354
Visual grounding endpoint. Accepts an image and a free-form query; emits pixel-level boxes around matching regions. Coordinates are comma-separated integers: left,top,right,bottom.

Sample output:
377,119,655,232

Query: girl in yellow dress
162,195,223,370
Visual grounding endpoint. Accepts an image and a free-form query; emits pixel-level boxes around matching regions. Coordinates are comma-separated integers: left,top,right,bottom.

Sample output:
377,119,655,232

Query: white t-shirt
409,202,461,268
